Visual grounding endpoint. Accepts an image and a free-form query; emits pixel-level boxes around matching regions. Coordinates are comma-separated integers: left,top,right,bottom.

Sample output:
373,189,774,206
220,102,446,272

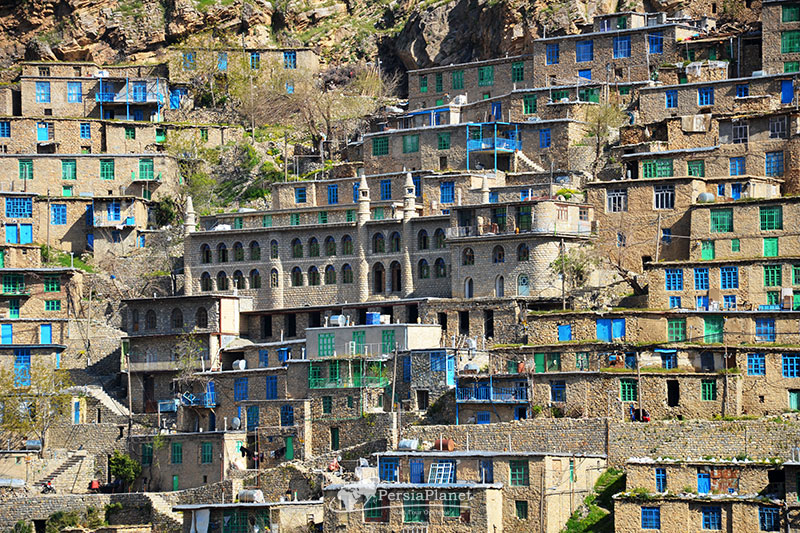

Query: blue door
596,319,612,341
477,383,490,400
611,319,626,340
132,109,144,121
446,354,455,386
696,295,709,311
1,324,12,344
410,459,424,483
37,122,49,142
73,401,80,424
206,381,216,405
731,183,742,200
108,202,121,222
514,406,527,420
782,80,794,104
492,102,502,121
137,235,146,248
479,460,493,482
132,82,146,102
87,233,94,250
20,224,32,244
40,324,52,344
558,325,572,341
697,472,710,494
5,225,17,244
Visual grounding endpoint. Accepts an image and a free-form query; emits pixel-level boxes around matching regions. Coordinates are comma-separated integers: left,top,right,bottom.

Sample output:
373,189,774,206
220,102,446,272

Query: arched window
233,242,244,261
464,278,474,298
217,243,228,263
291,239,303,258
418,259,430,279
145,310,157,330
389,232,401,252
390,261,402,292
492,245,505,263
308,266,320,286
196,307,208,328
418,230,429,250
171,308,183,330
309,238,320,257
517,243,530,262
270,240,279,259
434,258,447,278
372,233,385,254
201,244,212,264
324,236,336,256
270,268,279,288
217,271,228,290
373,263,385,293
517,274,530,296
434,229,446,249
462,248,474,266
233,270,245,289
132,309,139,332
342,264,353,284
291,267,303,287
325,265,336,284
495,276,505,297
250,269,261,289
249,241,261,260
200,272,212,291
342,235,354,255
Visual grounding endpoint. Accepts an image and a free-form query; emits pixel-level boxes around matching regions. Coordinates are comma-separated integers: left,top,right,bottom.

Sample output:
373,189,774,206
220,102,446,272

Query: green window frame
667,318,686,342
437,132,451,150
419,75,428,93
141,444,153,465
478,66,494,86
768,291,780,305
365,495,383,519
45,300,61,311
784,4,800,21
201,442,212,464
511,61,524,82
381,329,396,354
372,207,384,220
783,31,800,53
19,160,33,180
372,137,389,157
100,159,115,180
346,210,355,223
44,276,60,292
61,159,76,180
701,240,715,260
403,496,428,523
764,265,782,287
710,209,733,232
171,442,183,464
551,89,569,101
701,379,717,401
794,265,800,285
764,237,779,258
318,211,328,224
760,206,783,230
322,396,332,414
703,316,724,343
523,95,537,114
452,70,464,90
403,135,419,154
290,213,300,226
578,88,599,103
435,72,443,92
509,460,529,486
200,128,208,142
687,160,705,177
3,274,24,294
124,126,135,140
138,158,154,180
515,500,528,519
444,493,461,517
318,333,335,357
642,159,673,178
731,238,740,252
620,379,638,402
262,214,272,227
786,61,800,73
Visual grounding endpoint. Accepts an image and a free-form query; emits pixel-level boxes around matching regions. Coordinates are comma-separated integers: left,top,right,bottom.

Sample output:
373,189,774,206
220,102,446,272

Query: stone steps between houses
145,492,183,532
36,452,87,490
71,385,132,419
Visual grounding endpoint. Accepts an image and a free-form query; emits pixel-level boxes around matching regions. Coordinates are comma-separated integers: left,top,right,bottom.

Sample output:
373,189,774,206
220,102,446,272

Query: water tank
215,224,232,231
432,438,456,451
329,315,347,327
464,363,480,371
398,439,419,450
232,360,246,371
231,417,241,430
238,489,265,503
697,192,716,203
25,440,42,451
366,312,381,325
379,314,391,325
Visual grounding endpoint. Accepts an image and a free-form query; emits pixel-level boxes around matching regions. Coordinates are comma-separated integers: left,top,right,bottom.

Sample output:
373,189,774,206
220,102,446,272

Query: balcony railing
309,376,390,389
94,213,136,227
456,386,528,403
0,288,30,297
131,171,162,182
344,341,397,357
181,391,216,408
158,399,179,412
446,222,592,239
467,137,522,152
95,91,164,104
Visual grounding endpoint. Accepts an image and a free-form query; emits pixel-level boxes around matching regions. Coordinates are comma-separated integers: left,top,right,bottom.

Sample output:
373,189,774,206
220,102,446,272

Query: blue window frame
353,182,359,202
286,82,294,94
766,151,785,177
613,35,631,58
284,51,297,69
546,44,559,65
217,52,227,70
295,187,307,204
756,318,776,342
718,184,725,197
182,52,195,70
661,352,677,369
79,123,90,139
169,88,187,109
748,353,766,376
430,351,446,371
729,156,745,176
665,268,683,291
550,380,566,402
669,296,681,309
480,460,494,482
723,294,737,310
720,266,738,289
578,69,591,80
50,204,66,225
648,32,663,54
250,52,260,70
265,376,278,399
694,268,709,290
476,411,491,424
489,191,499,203
327,184,339,205
539,128,551,148
665,90,677,108
558,324,572,341
380,179,392,201
5,198,31,219
280,404,294,426
655,468,666,492
662,228,672,243
35,81,50,103
698,87,715,106
413,175,421,197
379,458,399,481
259,350,269,367
576,40,594,62
0,121,9,137
697,295,709,310
440,181,454,204
402,356,411,382
702,506,721,530
246,405,259,431
641,507,661,529
67,81,82,103
233,377,249,401
783,354,800,377
107,201,120,222
14,349,31,387
736,84,749,97
759,507,779,531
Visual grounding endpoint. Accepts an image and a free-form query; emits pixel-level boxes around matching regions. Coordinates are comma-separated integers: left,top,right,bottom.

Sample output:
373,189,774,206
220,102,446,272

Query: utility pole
654,212,662,263
284,132,289,183
560,239,566,310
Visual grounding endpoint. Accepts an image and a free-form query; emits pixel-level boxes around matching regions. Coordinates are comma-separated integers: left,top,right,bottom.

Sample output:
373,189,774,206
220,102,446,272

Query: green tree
109,450,142,491
583,103,626,181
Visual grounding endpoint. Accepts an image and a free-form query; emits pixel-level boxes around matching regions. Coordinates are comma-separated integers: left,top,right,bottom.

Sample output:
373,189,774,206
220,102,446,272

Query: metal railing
344,341,396,357
456,386,528,403
181,392,216,408
467,137,522,152
131,171,161,182
93,213,136,227
0,287,30,296
447,222,592,239
309,376,390,389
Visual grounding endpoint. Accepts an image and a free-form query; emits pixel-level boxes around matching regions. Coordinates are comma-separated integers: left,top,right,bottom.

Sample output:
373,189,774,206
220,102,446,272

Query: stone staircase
515,150,545,172
145,492,183,532
71,385,131,419
35,451,89,492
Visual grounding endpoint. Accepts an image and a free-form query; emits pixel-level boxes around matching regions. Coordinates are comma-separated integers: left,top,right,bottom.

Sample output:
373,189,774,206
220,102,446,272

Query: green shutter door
9,300,19,319
701,241,715,260
352,331,365,354
790,391,800,411
534,353,545,373
382,330,395,354
285,436,294,460
172,475,179,491
331,427,340,450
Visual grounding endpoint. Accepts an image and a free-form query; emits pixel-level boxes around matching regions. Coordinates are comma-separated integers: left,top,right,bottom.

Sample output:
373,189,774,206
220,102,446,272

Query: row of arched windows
417,258,448,279
417,229,446,250
463,274,531,298
199,266,355,291
461,244,530,265
130,307,208,331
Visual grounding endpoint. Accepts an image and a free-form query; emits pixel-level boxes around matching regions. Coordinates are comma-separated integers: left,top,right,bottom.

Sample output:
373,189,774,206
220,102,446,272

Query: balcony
95,91,165,105
127,360,178,372
467,137,522,153
446,221,592,240
93,214,136,228
456,386,528,403
309,376,390,389
157,399,179,412
181,391,216,408
131,171,162,183
0,288,30,297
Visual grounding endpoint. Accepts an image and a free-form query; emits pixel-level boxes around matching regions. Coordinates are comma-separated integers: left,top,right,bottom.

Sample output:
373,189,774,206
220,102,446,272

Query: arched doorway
464,278,474,298
373,263,385,294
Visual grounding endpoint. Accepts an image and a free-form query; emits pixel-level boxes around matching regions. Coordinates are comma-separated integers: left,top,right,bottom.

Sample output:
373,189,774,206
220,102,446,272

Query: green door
0,250,4,268
703,316,724,343
9,299,19,319
353,362,363,387
285,436,294,460
790,391,800,411
381,330,395,354
331,427,340,450
701,241,715,260
534,353,545,373
352,331,365,355
172,475,179,491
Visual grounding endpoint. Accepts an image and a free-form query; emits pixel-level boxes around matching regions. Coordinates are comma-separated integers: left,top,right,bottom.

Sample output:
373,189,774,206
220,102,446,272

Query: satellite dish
231,417,241,430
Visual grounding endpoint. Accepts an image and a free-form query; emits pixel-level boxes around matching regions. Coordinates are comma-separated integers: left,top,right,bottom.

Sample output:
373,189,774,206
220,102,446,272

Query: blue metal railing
181,392,216,408
467,137,522,152
158,399,179,412
456,386,527,402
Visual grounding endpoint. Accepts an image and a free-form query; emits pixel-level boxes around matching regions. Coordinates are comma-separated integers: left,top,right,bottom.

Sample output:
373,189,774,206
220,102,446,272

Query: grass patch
563,468,625,533
41,246,94,273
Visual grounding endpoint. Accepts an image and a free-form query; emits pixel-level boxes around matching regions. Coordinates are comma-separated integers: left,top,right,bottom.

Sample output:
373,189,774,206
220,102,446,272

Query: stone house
173,500,324,533
762,0,800,75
